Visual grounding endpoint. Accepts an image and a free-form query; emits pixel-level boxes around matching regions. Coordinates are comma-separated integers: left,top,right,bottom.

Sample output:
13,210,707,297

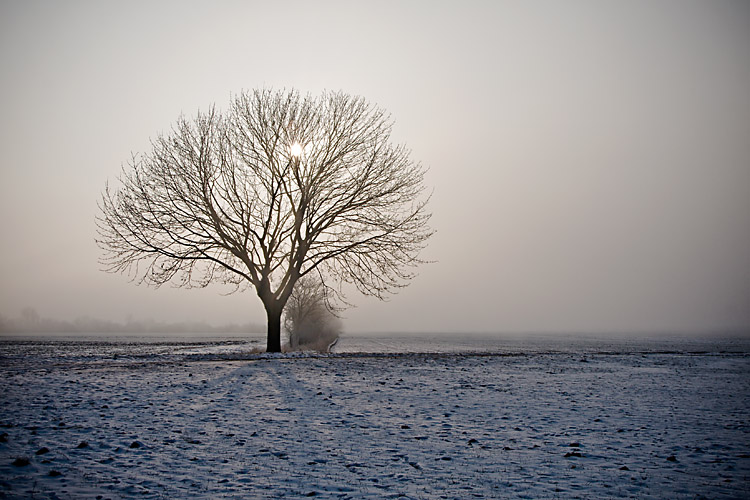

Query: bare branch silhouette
283,275,341,352
97,89,433,352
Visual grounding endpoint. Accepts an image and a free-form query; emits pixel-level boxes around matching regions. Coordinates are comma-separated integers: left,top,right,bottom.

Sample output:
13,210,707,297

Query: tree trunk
265,303,283,353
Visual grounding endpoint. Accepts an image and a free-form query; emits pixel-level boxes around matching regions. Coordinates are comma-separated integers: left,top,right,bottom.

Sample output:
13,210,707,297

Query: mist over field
2,5,749,499
0,308,264,336
0,1,748,336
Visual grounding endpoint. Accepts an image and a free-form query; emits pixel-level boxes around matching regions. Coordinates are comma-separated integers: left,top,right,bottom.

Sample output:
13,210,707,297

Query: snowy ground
1,338,749,499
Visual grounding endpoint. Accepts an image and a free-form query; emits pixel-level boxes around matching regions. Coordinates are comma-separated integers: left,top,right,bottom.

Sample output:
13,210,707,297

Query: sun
290,142,303,158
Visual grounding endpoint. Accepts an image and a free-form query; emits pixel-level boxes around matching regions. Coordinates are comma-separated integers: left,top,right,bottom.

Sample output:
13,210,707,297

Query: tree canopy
98,88,432,351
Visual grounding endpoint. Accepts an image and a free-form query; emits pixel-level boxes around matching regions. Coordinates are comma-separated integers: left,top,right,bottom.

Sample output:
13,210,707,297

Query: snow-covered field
1,336,749,499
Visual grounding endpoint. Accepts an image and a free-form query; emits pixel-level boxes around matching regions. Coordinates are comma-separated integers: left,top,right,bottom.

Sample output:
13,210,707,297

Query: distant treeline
0,308,264,335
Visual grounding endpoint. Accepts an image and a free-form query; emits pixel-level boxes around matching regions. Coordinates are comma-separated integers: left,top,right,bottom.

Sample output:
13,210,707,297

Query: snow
1,336,749,499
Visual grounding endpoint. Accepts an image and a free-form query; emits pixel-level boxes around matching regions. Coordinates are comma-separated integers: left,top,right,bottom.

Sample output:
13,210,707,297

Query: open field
1,337,749,499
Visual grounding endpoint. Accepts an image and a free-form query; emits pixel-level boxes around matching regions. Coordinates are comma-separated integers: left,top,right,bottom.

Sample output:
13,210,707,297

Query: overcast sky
1,0,748,335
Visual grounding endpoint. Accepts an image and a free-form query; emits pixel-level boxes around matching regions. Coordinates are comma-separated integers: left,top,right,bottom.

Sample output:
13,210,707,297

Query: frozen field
1,335,749,499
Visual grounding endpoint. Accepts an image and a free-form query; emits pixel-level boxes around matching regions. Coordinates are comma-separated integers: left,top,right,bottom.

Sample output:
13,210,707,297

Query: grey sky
1,0,748,334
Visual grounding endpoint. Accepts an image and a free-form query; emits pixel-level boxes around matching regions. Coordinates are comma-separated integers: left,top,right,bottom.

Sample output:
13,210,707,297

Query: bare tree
97,89,432,352
284,275,341,352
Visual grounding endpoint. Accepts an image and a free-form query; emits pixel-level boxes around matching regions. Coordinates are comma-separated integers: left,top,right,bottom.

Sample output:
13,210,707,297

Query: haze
1,0,748,335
